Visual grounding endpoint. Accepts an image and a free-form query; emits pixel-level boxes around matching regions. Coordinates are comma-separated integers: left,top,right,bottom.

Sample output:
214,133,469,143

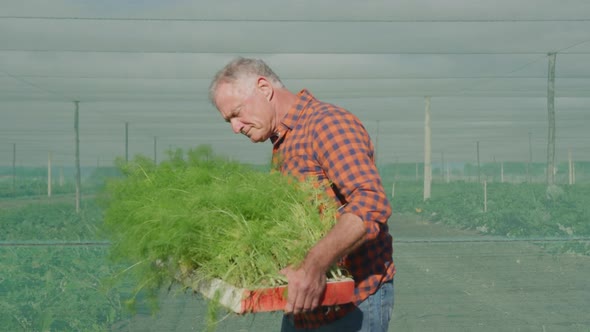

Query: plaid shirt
271,90,395,328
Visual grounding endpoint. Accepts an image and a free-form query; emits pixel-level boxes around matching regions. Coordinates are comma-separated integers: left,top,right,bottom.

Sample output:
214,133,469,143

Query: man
209,57,395,332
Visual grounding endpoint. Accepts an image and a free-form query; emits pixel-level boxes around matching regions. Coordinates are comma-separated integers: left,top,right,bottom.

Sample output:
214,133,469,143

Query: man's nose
230,118,241,134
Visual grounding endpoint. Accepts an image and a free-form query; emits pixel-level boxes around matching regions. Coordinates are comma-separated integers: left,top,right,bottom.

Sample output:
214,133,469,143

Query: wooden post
526,131,533,183
391,182,395,199
47,151,52,197
567,148,574,186
493,155,497,183
12,143,16,194
477,141,481,183
423,96,432,201
440,151,444,181
573,162,576,184
547,53,556,185
74,101,81,213
154,136,158,165
484,180,487,212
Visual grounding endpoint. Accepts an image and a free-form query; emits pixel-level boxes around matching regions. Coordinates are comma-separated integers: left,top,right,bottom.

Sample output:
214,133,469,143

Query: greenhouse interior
1,1,589,331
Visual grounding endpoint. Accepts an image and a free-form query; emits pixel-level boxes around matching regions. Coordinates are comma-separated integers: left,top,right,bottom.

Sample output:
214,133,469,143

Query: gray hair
208,57,284,106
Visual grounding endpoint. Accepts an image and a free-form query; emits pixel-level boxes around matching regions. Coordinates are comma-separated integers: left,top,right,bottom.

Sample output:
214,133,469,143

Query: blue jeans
280,279,394,332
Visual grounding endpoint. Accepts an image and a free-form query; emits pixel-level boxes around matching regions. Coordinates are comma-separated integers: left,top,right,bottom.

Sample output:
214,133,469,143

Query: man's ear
256,77,274,102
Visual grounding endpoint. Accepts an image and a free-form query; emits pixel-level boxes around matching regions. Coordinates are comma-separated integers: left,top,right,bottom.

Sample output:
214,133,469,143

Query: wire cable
2,16,590,23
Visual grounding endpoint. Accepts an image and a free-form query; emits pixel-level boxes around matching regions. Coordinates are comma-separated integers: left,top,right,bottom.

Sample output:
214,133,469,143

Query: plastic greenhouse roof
1,0,589,165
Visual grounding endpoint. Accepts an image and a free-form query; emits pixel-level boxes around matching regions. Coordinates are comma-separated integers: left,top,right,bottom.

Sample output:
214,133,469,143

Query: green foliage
100,146,338,308
379,162,423,181
0,166,47,177
206,290,222,332
85,166,123,189
0,196,131,331
0,201,103,241
0,178,76,198
0,246,124,332
391,181,590,247
0,166,117,199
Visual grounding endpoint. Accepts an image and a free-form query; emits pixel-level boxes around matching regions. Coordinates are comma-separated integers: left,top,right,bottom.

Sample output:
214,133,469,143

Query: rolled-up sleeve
311,108,392,241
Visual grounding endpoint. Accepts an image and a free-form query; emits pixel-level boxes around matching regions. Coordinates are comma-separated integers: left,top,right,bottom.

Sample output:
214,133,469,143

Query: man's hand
280,264,326,315
278,213,365,315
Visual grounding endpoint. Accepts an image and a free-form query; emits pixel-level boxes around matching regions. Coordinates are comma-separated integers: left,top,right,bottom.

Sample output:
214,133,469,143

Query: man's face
214,80,274,143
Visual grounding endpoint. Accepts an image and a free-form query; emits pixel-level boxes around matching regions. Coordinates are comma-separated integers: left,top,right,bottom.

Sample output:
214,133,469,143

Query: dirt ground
113,213,590,331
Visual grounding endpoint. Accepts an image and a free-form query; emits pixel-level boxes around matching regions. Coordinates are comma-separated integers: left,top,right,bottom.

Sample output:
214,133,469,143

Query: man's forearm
301,212,366,275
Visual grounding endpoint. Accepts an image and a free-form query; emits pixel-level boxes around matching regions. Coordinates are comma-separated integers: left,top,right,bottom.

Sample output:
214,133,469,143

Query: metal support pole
423,96,432,201
477,141,481,183
74,101,81,213
12,143,16,194
546,53,556,185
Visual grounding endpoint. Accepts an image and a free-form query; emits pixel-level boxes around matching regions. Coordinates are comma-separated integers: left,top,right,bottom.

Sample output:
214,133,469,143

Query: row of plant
0,166,121,199
377,161,590,183
0,179,78,198
0,197,136,331
388,180,590,254
3,153,588,330
0,146,335,331
0,200,104,241
0,246,127,332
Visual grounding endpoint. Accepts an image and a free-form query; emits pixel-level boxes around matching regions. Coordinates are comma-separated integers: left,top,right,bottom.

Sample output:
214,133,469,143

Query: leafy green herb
100,146,340,308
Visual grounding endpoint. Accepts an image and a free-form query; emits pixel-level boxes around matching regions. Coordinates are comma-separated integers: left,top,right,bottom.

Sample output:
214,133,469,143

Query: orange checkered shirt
271,90,395,328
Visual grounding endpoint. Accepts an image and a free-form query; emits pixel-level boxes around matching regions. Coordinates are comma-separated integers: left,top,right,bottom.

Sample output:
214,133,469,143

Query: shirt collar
271,89,315,144
281,89,315,130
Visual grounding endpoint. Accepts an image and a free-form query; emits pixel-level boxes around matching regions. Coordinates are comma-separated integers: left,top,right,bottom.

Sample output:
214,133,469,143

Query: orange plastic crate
187,277,355,313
